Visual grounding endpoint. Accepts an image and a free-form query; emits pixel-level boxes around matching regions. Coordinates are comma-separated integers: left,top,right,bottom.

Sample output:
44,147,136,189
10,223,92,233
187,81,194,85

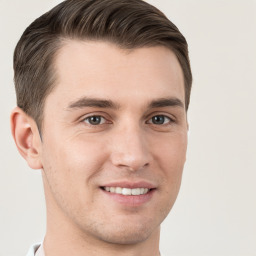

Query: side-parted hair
14,0,192,131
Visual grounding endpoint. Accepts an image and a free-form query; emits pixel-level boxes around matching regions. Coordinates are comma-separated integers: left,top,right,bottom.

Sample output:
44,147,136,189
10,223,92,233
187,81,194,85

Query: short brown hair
14,0,192,131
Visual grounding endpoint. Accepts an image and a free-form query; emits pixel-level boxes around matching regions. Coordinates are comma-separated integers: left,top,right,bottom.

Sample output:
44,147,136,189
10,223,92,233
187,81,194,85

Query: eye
148,115,172,125
83,115,106,125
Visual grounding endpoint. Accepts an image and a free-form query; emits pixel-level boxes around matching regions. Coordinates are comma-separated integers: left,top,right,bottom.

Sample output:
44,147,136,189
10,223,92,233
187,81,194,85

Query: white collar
35,243,45,256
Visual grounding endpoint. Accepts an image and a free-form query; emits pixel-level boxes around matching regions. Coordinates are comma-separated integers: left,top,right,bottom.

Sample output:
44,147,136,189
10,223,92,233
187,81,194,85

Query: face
39,40,188,245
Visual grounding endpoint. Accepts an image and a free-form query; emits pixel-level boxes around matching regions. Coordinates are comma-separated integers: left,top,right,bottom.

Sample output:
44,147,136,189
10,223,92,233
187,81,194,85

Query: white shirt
26,243,45,256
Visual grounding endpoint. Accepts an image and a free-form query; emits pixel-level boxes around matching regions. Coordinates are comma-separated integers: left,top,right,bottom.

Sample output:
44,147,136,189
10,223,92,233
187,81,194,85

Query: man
11,0,192,255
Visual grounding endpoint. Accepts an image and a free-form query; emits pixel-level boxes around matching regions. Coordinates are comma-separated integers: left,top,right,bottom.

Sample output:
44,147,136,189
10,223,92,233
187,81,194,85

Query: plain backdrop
0,0,255,255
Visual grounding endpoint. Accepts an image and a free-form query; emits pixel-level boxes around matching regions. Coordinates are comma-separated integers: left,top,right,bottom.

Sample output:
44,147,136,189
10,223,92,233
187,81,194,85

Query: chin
99,226,153,245
83,216,160,245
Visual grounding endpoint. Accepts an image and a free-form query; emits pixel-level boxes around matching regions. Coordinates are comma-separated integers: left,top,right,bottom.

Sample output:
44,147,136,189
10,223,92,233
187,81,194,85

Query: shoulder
26,243,41,256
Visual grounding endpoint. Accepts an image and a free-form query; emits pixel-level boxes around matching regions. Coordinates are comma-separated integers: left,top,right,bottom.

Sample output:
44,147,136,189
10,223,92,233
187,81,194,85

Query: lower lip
101,188,155,207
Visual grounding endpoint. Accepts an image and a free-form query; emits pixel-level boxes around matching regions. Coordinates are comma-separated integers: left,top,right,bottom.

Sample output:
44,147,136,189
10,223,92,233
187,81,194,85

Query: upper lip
100,181,156,189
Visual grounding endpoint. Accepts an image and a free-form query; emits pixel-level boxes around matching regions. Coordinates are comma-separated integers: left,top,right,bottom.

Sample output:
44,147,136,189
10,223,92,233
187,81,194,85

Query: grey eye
84,116,105,125
151,115,170,125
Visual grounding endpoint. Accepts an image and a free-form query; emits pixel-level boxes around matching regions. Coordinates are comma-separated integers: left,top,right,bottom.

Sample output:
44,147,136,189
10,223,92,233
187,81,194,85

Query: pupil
153,115,164,124
90,116,101,125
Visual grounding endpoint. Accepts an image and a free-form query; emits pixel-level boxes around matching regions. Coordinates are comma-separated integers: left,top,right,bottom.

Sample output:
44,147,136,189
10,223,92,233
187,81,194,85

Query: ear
185,115,189,134
10,107,43,170
186,121,190,141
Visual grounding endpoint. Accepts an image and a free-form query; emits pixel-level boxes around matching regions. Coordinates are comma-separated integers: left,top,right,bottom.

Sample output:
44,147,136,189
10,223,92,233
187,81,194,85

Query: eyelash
83,115,109,126
82,114,174,126
146,115,174,125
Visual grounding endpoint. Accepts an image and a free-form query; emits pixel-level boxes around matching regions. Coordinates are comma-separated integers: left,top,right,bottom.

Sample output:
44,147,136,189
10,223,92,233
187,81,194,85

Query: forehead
50,40,185,105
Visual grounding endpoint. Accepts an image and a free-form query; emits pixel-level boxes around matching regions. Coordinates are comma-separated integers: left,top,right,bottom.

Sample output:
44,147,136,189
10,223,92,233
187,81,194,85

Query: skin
11,41,188,256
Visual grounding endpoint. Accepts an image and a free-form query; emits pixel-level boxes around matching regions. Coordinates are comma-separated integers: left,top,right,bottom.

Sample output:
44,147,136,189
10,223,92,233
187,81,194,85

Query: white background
0,0,255,255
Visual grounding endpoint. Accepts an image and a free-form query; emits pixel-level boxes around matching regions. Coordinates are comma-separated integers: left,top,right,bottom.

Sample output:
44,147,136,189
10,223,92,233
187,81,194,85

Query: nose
109,125,151,171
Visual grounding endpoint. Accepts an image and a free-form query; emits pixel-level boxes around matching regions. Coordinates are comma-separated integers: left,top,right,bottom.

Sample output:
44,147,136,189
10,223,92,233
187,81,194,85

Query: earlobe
10,107,43,170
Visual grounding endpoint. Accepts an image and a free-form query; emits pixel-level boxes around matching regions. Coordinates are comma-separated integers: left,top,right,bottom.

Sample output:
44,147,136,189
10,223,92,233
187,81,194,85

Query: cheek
154,131,187,170
40,134,109,218
153,132,187,194
63,134,110,178
41,132,107,192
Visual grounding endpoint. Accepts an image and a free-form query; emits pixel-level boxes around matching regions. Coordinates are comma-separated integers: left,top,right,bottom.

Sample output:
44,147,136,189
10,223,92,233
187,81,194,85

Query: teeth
132,188,140,195
103,187,150,195
115,187,122,194
122,188,131,195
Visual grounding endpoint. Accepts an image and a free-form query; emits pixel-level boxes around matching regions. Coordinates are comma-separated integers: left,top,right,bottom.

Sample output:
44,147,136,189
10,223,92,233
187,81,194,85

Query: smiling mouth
101,186,153,196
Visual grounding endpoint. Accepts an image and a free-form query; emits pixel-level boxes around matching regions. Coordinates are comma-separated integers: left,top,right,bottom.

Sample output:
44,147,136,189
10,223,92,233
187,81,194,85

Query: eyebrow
66,96,184,111
148,97,184,109
67,97,120,110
